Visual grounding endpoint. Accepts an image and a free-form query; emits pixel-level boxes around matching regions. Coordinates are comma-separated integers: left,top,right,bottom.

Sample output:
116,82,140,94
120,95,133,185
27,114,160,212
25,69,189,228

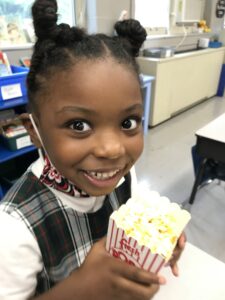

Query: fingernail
159,276,166,285
173,266,179,277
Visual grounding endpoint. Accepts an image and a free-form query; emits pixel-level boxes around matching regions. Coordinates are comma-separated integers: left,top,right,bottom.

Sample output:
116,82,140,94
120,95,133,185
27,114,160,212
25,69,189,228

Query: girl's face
34,59,144,196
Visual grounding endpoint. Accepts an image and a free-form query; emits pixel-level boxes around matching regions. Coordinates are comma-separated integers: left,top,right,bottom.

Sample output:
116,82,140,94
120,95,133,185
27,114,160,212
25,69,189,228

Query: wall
87,0,131,34
88,0,212,51
2,0,224,65
204,0,225,34
185,0,205,20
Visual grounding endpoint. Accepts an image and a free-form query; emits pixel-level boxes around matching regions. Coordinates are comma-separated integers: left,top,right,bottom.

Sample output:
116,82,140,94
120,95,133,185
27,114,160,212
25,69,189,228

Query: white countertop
154,242,225,300
138,46,225,63
196,113,225,143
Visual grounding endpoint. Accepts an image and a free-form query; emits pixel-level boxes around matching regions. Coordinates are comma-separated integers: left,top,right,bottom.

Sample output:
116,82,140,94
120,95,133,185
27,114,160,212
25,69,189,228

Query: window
134,0,170,28
0,0,75,47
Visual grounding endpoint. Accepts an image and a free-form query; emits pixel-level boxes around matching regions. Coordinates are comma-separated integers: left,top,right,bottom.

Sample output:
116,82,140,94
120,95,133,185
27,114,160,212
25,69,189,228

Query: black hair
27,0,147,113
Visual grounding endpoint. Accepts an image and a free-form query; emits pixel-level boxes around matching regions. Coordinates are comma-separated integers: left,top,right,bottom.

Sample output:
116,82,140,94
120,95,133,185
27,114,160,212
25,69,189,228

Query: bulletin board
0,0,75,47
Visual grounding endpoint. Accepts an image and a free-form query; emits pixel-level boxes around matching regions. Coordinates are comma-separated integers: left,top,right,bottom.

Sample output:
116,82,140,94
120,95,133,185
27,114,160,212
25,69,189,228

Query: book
0,51,12,76
19,56,31,68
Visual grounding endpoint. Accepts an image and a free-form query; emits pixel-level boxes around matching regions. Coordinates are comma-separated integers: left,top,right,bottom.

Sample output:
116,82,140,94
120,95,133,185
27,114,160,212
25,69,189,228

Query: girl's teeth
87,170,119,180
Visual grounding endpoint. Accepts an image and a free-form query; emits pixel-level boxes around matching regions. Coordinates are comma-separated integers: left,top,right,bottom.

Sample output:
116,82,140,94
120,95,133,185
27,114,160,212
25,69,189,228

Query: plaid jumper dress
1,170,131,295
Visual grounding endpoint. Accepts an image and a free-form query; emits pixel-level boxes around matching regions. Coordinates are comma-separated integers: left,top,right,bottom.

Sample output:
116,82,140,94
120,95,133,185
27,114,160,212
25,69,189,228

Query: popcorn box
106,218,165,273
106,191,191,273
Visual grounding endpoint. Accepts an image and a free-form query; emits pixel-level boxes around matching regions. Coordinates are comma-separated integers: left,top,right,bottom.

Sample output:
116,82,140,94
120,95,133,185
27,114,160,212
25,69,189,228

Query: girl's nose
93,131,125,159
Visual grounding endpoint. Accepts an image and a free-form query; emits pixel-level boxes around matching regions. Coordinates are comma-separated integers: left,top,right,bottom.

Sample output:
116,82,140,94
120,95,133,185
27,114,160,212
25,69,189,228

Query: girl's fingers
114,276,161,300
112,260,166,285
178,232,186,248
171,262,179,277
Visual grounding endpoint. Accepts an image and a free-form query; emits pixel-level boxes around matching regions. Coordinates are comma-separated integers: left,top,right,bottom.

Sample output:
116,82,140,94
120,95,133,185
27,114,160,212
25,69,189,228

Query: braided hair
27,0,147,113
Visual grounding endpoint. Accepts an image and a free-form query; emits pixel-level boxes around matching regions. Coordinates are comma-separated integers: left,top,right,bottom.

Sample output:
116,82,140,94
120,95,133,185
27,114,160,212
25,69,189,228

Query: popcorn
106,191,191,273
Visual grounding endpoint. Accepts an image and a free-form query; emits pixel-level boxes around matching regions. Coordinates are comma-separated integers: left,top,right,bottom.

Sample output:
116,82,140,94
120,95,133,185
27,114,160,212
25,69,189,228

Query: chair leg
217,64,225,97
189,158,208,205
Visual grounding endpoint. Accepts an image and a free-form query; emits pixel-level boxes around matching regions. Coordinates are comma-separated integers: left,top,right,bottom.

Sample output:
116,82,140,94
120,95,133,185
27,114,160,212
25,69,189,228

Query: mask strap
29,113,46,163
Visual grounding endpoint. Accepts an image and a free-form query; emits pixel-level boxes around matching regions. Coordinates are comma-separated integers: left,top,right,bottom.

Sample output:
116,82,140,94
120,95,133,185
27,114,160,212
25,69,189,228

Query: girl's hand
75,237,166,300
168,232,186,276
34,237,166,300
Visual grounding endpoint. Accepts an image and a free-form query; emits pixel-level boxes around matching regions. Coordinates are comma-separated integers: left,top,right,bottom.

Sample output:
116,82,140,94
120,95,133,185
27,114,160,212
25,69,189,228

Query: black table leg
189,158,208,205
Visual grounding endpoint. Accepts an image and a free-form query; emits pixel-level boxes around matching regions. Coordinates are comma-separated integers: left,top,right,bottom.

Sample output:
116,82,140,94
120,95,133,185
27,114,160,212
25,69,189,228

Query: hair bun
32,0,58,40
55,24,86,45
32,0,86,44
114,19,147,56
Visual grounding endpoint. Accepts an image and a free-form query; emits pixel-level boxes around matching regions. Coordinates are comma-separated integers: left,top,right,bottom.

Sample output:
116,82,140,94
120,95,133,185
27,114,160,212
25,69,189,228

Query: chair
189,145,225,204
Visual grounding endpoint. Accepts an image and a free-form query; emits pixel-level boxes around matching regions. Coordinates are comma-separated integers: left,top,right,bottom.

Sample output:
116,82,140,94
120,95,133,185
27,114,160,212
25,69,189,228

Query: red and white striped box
106,218,165,273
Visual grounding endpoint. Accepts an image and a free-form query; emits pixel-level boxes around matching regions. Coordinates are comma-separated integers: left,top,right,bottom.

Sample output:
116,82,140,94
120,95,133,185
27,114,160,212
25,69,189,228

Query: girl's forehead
38,59,142,116
48,59,139,96
72,58,137,79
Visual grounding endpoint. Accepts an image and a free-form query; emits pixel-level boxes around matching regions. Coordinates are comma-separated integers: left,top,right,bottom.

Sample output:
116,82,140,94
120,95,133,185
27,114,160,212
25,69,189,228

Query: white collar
30,157,125,213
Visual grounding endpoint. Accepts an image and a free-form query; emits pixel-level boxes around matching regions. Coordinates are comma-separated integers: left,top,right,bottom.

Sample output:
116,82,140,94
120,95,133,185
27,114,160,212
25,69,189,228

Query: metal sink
175,48,206,54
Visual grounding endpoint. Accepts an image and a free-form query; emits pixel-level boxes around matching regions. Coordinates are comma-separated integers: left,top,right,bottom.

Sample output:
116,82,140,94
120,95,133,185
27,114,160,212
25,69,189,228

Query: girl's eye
122,118,139,130
69,120,91,132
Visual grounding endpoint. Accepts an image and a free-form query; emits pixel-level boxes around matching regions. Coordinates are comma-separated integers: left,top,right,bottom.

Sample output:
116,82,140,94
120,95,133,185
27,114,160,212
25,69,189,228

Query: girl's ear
20,113,42,148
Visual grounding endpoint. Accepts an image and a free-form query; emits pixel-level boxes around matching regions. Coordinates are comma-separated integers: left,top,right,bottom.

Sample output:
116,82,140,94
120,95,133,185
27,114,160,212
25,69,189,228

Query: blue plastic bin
209,41,223,48
0,65,29,101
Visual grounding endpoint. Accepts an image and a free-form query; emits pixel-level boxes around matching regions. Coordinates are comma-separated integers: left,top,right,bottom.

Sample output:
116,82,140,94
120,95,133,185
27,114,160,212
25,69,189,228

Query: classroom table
189,113,225,204
154,242,225,300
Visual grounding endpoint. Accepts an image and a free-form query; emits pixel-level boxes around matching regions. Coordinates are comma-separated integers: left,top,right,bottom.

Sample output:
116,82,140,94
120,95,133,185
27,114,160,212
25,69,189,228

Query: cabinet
0,96,38,200
137,47,225,126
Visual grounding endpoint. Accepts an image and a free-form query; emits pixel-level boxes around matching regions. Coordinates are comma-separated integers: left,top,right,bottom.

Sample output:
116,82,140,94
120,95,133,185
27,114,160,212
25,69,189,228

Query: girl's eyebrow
124,103,143,112
56,103,143,114
56,106,97,115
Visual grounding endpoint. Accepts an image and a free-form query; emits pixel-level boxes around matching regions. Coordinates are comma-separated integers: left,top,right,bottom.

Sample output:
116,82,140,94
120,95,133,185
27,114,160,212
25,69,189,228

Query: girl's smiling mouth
82,168,122,188
85,169,120,180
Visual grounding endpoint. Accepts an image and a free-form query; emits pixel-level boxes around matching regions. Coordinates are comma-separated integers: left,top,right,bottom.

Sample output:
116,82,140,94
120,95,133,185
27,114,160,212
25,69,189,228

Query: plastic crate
0,117,32,151
0,65,29,102
0,132,32,151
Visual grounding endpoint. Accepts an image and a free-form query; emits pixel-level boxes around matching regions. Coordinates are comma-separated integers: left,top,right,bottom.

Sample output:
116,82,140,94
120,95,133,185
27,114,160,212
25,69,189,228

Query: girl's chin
83,184,118,197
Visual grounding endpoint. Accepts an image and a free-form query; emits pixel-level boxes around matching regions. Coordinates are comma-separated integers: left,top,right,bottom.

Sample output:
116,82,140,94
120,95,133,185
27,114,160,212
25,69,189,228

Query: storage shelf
0,95,34,163
0,96,28,110
0,69,33,200
0,143,36,163
0,183,8,199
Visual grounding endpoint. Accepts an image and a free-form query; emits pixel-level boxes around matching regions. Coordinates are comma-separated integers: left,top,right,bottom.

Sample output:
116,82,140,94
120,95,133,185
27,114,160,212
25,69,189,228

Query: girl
0,0,185,299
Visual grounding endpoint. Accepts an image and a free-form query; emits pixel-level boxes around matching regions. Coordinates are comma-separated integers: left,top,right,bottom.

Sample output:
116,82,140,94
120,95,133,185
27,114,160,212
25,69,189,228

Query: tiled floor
135,95,225,263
